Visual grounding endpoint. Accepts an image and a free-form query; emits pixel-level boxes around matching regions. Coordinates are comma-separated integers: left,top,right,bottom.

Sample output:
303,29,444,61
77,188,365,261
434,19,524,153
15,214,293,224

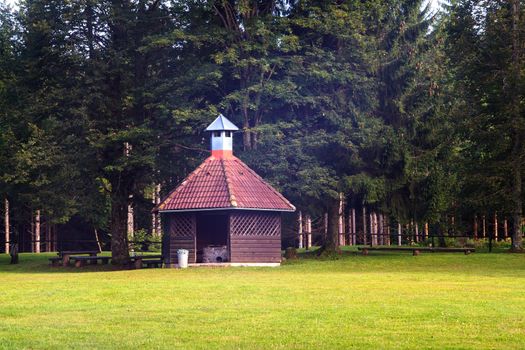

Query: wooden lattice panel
171,214,195,238
230,212,280,236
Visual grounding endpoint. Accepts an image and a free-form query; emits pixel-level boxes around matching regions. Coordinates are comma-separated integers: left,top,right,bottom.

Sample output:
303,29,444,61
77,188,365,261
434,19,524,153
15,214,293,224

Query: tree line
0,0,523,263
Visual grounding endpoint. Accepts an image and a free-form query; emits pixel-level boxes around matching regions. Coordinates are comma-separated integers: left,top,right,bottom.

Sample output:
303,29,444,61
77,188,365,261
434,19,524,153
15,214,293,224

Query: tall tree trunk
378,213,384,245
351,208,356,245
35,210,41,254
111,196,130,265
510,0,523,251
323,201,340,254
242,119,252,151
298,211,303,249
338,193,345,246
482,215,486,238
474,215,478,239
504,219,508,238
397,222,402,246
494,212,498,241
4,197,9,254
362,206,367,245
323,212,328,244
306,215,312,250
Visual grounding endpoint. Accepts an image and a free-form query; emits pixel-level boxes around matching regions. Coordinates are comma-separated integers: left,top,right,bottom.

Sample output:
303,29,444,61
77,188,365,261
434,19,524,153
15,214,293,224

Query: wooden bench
358,247,475,256
70,256,111,267
58,250,100,267
130,255,163,269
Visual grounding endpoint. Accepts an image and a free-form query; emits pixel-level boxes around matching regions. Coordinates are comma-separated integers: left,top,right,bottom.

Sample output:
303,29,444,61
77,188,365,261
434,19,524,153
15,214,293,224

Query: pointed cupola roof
205,114,239,131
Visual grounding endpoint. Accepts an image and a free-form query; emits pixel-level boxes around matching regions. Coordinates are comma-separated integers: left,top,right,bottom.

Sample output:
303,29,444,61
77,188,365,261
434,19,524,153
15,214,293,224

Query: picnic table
358,246,475,256
130,254,163,269
50,250,100,267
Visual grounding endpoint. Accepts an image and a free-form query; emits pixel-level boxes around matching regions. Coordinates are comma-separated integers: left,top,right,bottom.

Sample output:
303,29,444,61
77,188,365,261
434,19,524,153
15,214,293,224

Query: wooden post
474,215,478,239
397,223,402,246
362,206,367,245
35,210,41,253
351,208,356,245
424,222,429,240
494,212,498,241
4,198,9,254
482,215,486,238
504,219,508,238
298,211,303,249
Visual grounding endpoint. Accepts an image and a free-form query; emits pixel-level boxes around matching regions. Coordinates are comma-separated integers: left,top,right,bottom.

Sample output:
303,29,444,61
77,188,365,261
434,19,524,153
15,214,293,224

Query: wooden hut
155,114,295,266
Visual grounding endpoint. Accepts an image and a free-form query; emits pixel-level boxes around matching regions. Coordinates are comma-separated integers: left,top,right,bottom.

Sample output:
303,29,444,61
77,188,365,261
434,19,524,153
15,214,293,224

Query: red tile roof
156,156,295,212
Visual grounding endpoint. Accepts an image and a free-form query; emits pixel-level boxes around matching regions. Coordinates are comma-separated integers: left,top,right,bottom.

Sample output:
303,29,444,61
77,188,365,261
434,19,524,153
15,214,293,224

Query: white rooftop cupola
205,114,239,159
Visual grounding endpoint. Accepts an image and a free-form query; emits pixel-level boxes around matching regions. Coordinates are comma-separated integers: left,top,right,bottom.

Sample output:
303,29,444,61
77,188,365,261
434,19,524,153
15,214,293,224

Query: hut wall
166,213,196,264
229,211,281,263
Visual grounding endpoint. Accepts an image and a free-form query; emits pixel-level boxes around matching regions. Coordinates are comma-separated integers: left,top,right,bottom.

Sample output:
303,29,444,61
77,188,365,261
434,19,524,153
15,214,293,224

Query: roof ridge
221,158,238,207
155,157,212,211
230,157,296,211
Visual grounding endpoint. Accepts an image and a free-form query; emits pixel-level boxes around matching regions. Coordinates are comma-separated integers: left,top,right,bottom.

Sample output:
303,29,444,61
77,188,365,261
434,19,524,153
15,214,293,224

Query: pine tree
445,0,524,250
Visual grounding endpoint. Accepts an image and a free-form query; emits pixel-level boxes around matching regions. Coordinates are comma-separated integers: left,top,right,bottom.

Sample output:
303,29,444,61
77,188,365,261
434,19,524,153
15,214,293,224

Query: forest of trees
0,0,523,263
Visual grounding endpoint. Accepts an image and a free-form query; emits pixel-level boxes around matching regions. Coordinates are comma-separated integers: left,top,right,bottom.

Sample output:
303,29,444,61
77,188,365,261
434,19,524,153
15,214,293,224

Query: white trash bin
177,249,189,268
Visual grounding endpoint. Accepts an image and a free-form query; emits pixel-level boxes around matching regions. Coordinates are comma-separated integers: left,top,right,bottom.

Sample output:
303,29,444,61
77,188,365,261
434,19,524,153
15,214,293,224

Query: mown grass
0,248,524,349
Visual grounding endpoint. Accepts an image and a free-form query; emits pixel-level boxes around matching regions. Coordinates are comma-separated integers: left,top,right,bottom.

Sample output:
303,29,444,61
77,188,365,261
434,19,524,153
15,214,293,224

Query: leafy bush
128,229,162,252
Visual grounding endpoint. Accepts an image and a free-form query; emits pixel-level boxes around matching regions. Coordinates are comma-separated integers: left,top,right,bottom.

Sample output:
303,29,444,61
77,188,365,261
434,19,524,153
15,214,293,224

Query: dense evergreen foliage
0,0,523,260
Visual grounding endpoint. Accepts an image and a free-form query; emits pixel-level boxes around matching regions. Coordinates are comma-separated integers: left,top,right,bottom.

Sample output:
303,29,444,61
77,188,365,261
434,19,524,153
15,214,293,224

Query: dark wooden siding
229,212,281,263
167,213,196,264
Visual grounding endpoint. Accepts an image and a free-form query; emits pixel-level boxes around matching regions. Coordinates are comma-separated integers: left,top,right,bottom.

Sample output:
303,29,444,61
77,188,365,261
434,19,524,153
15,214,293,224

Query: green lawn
0,249,524,349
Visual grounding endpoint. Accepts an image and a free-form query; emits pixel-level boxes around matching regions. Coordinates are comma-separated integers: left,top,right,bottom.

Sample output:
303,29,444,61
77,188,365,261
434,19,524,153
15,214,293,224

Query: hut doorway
196,213,229,263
